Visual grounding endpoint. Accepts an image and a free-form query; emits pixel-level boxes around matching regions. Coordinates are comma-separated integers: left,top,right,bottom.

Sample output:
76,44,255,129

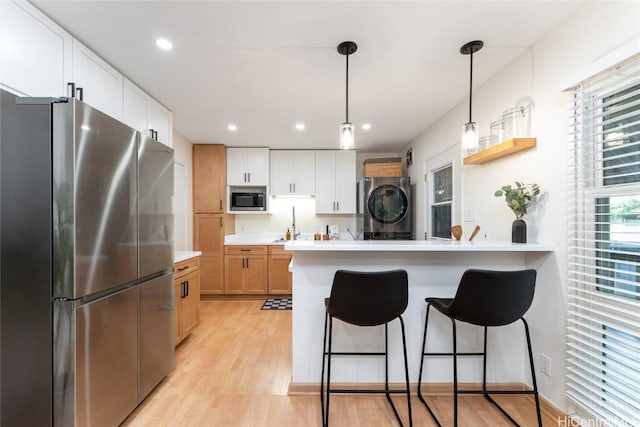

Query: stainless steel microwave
230,190,266,211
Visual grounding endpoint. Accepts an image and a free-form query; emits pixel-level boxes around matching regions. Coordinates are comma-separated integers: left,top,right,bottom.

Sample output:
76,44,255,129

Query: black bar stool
417,269,542,427
320,269,412,427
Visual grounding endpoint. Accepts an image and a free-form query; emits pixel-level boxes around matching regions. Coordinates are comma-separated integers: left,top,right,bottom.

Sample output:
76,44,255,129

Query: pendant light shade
339,122,355,150
460,40,483,150
338,41,357,150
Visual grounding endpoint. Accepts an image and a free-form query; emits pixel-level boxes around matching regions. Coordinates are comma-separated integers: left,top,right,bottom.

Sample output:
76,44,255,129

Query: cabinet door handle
336,201,339,211
219,217,223,227
247,173,251,183
177,266,189,271
293,183,295,193
246,258,249,268
244,172,247,183
289,183,292,193
220,200,223,210
241,249,250,252
185,280,189,297
67,82,76,98
181,281,186,298
76,87,84,101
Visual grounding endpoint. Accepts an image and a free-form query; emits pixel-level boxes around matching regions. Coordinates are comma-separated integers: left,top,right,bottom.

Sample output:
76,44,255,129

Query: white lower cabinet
315,150,356,214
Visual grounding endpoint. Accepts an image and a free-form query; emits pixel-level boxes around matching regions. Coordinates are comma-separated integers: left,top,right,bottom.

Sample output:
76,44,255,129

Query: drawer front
268,245,289,255
224,245,268,255
174,257,200,279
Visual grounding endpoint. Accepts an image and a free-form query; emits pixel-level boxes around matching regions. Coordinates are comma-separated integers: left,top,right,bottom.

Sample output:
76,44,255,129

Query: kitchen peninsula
285,240,553,391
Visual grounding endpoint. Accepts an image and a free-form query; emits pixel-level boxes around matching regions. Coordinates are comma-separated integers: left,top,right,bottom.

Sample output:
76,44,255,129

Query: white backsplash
233,197,361,240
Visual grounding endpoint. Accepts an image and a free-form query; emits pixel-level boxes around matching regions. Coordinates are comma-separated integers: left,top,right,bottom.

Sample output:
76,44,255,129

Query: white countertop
284,240,553,252
174,251,202,263
225,233,315,245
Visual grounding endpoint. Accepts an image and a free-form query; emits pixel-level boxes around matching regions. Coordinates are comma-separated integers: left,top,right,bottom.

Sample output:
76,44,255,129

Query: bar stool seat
417,269,542,427
321,269,412,427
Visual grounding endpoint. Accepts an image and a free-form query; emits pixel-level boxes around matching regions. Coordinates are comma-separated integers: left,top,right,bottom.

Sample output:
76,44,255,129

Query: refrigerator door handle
76,87,84,101
67,82,76,97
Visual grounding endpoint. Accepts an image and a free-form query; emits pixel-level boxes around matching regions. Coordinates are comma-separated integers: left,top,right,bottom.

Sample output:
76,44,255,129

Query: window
431,165,453,239
567,54,640,425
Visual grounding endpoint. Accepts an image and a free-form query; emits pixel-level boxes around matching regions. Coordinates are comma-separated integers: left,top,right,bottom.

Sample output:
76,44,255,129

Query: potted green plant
494,182,540,243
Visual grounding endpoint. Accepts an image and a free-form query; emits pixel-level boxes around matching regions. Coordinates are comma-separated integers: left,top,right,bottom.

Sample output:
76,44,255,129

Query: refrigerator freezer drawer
75,287,138,427
139,273,175,400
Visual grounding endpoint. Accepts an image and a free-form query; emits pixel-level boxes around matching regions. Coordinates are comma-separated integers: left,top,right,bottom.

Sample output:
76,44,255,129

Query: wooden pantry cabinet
193,145,227,213
174,256,200,346
268,246,292,295
194,214,234,295
224,246,268,294
193,144,235,296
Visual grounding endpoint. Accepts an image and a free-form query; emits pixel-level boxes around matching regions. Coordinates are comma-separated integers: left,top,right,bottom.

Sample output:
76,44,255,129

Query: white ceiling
33,1,582,152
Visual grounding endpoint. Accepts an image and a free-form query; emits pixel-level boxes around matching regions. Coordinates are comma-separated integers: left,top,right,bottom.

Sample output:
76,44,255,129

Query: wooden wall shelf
463,138,536,165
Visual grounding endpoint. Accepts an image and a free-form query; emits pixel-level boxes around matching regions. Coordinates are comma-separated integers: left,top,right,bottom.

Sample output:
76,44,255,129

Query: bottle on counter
286,228,291,240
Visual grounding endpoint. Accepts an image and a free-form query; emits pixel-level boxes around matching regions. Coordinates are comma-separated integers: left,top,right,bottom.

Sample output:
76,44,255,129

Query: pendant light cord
468,51,473,123
345,53,349,123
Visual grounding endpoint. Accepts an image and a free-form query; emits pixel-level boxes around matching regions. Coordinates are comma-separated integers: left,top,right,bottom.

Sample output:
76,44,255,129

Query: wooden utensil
468,225,481,241
451,225,463,241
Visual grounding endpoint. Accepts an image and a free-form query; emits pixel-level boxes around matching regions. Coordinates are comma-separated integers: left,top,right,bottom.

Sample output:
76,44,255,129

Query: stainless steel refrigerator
0,89,175,426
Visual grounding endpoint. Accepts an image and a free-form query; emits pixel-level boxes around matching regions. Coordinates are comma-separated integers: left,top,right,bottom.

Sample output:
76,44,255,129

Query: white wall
172,131,193,250
402,1,640,412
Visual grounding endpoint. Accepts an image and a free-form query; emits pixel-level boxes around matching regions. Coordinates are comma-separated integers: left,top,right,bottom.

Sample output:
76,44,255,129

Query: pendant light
460,40,483,150
338,41,357,150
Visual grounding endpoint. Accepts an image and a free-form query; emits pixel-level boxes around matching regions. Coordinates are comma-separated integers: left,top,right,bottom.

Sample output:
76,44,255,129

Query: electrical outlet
540,353,552,377
240,226,246,233
483,230,489,240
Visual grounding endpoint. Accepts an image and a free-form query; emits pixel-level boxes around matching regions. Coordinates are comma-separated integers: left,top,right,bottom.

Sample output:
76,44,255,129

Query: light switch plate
463,208,477,222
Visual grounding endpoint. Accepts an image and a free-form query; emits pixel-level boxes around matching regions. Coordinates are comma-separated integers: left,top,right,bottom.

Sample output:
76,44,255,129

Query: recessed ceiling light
156,38,173,51
227,124,237,131
295,123,305,131
362,123,371,131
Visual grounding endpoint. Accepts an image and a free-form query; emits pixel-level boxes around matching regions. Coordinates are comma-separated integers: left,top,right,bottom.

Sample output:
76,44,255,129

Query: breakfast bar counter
284,240,553,390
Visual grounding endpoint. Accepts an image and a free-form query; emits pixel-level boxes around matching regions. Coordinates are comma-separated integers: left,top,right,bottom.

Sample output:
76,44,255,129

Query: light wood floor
124,300,557,426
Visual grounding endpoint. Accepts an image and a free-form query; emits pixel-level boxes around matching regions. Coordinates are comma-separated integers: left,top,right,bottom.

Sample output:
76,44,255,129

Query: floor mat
261,297,292,310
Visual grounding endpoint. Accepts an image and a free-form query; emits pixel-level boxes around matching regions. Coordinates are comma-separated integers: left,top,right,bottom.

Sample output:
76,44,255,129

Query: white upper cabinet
122,79,149,131
147,98,172,147
227,147,269,186
0,1,72,97
71,39,123,120
315,150,356,214
270,150,315,196
123,78,172,147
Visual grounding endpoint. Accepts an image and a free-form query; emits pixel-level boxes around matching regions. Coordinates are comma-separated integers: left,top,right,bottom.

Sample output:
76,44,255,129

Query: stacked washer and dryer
358,158,412,240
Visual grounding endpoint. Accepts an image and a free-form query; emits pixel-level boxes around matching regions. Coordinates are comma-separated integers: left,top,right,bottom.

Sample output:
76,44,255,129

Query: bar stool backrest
448,269,537,326
327,270,408,326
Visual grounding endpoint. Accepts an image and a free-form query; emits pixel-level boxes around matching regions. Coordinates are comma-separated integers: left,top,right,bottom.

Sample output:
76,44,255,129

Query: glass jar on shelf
502,106,531,140
478,136,493,151
490,119,504,144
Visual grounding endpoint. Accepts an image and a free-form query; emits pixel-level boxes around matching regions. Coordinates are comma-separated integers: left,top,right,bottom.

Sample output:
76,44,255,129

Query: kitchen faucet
292,206,301,240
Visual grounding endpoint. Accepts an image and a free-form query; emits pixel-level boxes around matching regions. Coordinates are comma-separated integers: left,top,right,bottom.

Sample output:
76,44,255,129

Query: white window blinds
567,53,640,425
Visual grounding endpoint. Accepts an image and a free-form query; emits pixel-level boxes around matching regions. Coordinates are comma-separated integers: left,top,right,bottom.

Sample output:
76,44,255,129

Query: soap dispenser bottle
285,228,291,240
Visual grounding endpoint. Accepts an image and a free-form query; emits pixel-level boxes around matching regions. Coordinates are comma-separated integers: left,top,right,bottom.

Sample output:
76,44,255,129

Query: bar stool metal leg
398,315,413,427
452,319,458,427
320,311,329,426
523,318,543,427
417,304,441,426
